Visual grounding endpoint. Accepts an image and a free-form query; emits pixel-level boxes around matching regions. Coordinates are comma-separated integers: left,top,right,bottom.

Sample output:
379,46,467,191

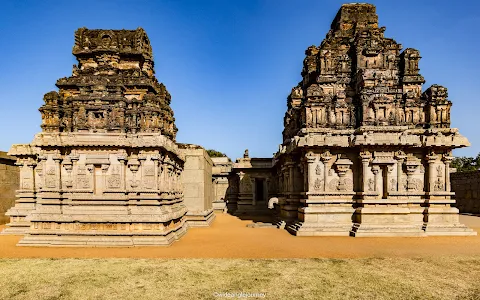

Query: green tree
451,153,480,172
206,149,226,158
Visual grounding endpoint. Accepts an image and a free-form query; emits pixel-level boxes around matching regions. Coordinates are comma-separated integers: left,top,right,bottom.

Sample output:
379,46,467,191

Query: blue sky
0,0,479,160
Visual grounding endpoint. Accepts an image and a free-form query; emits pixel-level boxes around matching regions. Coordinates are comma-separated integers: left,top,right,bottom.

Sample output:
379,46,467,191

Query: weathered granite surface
0,152,19,224
3,28,189,246
179,144,215,226
451,170,480,215
2,3,476,243
271,3,475,237
229,153,275,215
211,157,232,212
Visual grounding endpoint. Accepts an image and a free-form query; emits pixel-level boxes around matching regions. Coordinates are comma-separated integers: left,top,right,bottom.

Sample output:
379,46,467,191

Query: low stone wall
0,152,19,224
451,170,480,214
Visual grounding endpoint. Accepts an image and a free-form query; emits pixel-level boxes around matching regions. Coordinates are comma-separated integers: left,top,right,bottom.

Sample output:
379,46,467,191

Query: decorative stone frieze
3,28,188,246
274,3,475,237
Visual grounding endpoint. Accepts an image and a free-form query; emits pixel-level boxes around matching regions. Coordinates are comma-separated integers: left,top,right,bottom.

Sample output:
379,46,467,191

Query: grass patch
0,257,479,300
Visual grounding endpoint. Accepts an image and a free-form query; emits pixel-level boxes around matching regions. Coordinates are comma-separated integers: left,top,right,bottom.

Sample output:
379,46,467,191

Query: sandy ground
0,214,479,258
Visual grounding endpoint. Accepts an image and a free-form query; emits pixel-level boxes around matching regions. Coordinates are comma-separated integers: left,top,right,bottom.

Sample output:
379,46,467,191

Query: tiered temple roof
39,28,178,140
283,3,451,142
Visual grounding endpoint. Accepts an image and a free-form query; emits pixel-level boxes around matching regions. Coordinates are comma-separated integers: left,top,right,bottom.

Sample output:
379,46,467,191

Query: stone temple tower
274,3,476,236
4,28,188,246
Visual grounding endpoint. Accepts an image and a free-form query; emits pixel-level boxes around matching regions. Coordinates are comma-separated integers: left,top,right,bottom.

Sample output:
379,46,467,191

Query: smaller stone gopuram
272,3,475,237
4,28,188,246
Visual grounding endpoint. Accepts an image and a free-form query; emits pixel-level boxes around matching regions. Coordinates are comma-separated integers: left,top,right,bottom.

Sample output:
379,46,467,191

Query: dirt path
1,214,479,258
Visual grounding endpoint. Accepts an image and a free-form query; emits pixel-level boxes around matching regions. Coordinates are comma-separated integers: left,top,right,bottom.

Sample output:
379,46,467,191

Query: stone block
179,146,214,227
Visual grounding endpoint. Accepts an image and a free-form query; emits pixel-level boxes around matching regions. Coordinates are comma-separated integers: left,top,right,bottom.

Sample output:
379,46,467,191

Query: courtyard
0,213,479,300
0,2,479,299
1,213,480,258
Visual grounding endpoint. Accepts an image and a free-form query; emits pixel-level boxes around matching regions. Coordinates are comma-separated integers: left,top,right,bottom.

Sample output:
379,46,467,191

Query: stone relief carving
128,157,140,188
3,27,191,246
77,165,90,189
143,165,155,189
339,178,353,191
22,179,32,190
35,165,44,189
434,178,444,192
313,178,323,191
367,178,375,191
328,178,353,192
401,178,408,191
406,178,423,191
45,166,56,188
107,165,121,189
328,178,339,191
21,170,33,190
390,179,396,191
62,159,73,188
315,164,322,176
436,165,443,177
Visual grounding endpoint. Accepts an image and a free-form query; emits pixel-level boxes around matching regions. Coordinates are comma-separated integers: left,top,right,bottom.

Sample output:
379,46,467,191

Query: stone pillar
372,165,380,193
293,165,303,193
359,151,371,192
117,154,126,190
443,155,453,192
53,155,62,189
386,164,394,194
306,152,316,192
302,159,308,192
320,152,331,191
427,153,437,193
288,163,294,193
151,154,159,190
306,109,314,126
395,152,406,191
128,156,140,190
405,159,418,192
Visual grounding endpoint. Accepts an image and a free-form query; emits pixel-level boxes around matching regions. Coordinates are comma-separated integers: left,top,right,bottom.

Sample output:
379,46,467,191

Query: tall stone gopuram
275,3,476,237
4,28,188,246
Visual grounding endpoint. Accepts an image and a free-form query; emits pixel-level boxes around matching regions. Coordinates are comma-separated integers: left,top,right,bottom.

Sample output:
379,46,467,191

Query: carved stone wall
274,3,475,237
451,171,480,214
0,152,19,224
40,28,177,140
211,157,233,212
229,157,274,215
3,28,189,246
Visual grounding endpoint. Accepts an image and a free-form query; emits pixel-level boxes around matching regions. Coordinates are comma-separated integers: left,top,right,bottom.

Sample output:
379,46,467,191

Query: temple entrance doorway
382,165,388,199
255,178,264,203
